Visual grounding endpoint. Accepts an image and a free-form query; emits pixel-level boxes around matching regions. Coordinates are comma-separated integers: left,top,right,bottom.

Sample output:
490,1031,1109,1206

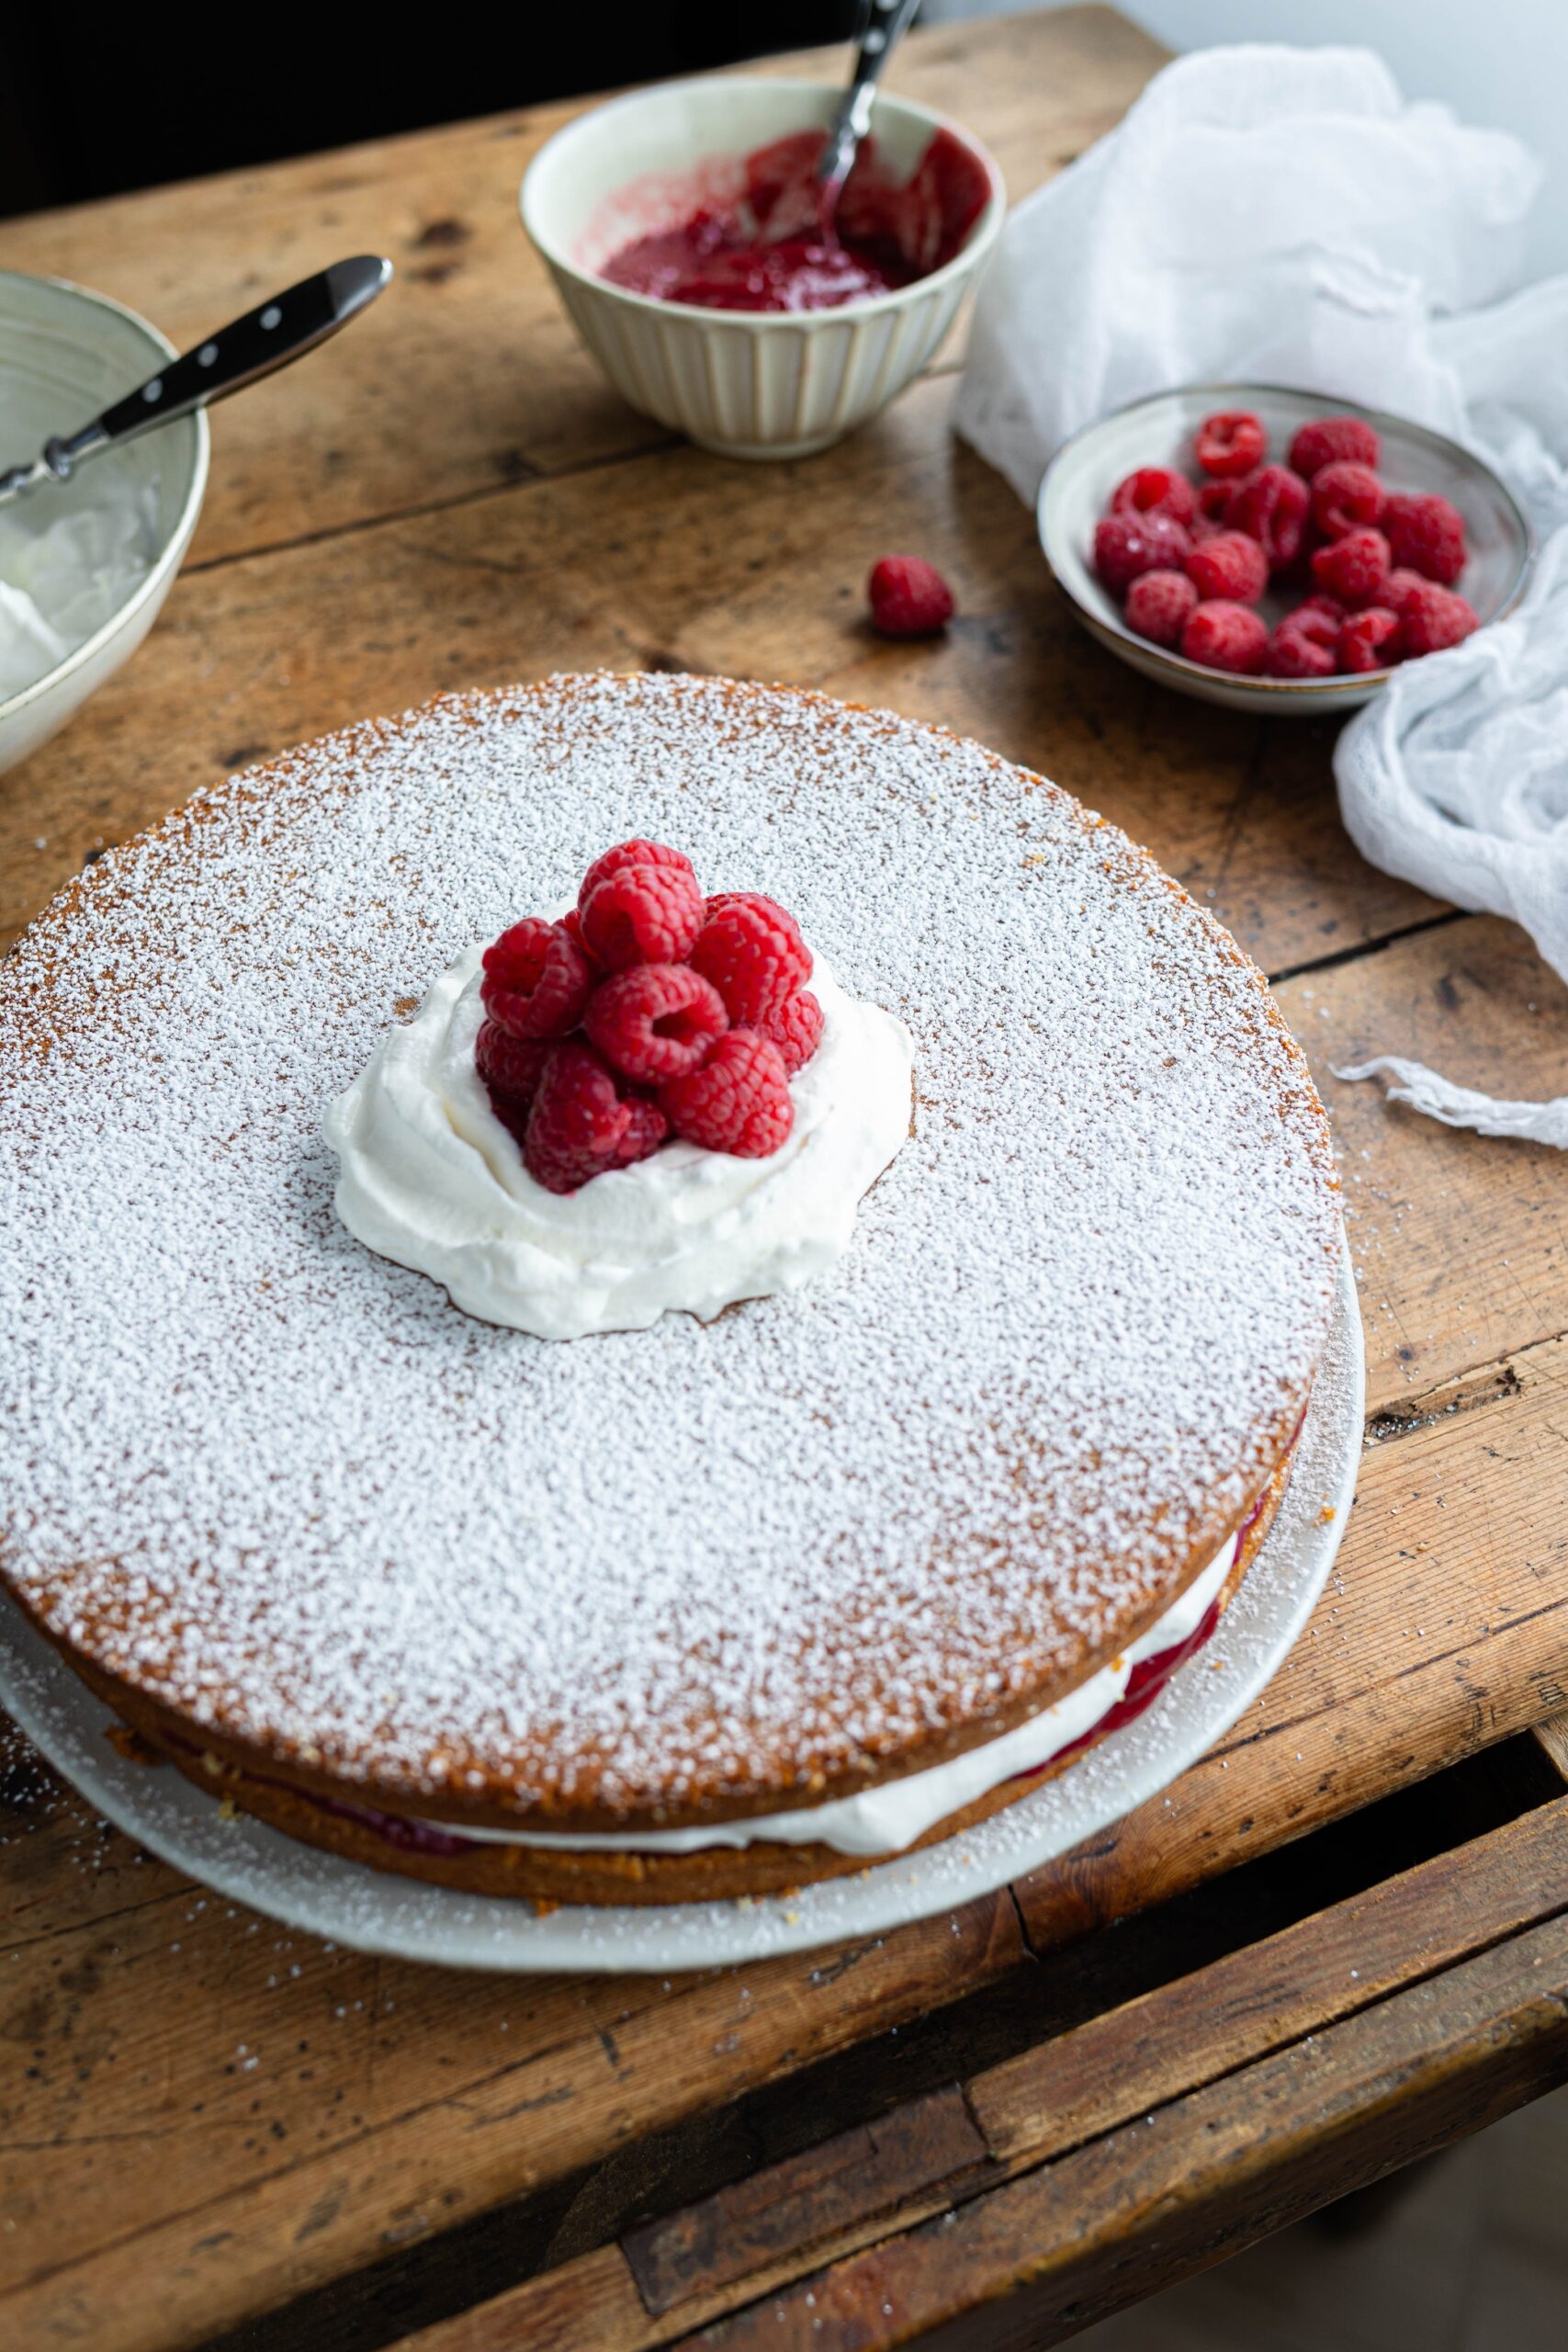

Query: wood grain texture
1533,1711,1568,1782
397,1806,1568,2350
0,1882,1020,2352
678,1916,1568,2350
0,7,1164,567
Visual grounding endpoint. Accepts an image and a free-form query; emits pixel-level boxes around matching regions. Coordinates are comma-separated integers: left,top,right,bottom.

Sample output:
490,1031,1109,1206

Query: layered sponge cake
0,673,1340,1903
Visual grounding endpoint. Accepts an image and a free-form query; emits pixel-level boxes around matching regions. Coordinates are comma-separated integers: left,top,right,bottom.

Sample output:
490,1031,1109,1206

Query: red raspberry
580,859,704,971
1288,416,1381,479
1181,600,1268,675
1197,477,1237,523
1310,526,1391,608
610,1094,670,1168
1195,411,1266,478
1092,512,1191,596
475,1019,550,1108
1268,620,1337,680
480,917,593,1039
579,839,695,908
1109,466,1197,528
1227,465,1310,569
1293,593,1347,627
1399,582,1480,657
559,905,596,964
759,987,825,1077
689,892,811,1024
1382,492,1467,585
523,1041,631,1195
1124,568,1198,648
583,962,728,1083
1185,530,1268,605
1384,567,1430,614
1339,605,1404,673
1311,459,1384,540
867,554,954,638
660,1029,794,1158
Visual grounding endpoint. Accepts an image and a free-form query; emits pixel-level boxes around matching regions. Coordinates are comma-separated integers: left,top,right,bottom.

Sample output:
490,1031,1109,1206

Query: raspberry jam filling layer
598,126,990,313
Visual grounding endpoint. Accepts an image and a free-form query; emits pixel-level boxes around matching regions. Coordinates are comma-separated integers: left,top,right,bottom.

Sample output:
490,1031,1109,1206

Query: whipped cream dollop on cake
325,837,913,1338
327,944,912,1340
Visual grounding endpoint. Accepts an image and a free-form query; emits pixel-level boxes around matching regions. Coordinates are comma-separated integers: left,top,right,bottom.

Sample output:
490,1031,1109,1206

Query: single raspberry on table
1288,416,1381,479
523,1041,632,1195
868,554,955,638
610,1095,670,1168
660,1029,794,1157
1186,529,1269,605
1399,581,1480,656
1109,466,1197,527
1268,618,1338,680
759,987,825,1077
481,917,593,1039
1311,459,1384,540
583,962,728,1083
690,892,812,1024
1310,526,1392,608
1093,512,1191,596
1195,411,1267,478
475,1019,551,1108
579,850,705,971
1124,568,1198,648
1382,492,1467,585
1339,605,1404,673
1227,465,1311,569
1181,600,1269,675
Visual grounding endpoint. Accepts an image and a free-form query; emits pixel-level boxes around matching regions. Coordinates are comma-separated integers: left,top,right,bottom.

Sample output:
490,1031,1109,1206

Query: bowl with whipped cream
520,77,1005,460
0,271,208,774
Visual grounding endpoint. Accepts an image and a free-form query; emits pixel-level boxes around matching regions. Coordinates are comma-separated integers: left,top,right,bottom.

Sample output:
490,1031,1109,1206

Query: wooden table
5,11,1568,2347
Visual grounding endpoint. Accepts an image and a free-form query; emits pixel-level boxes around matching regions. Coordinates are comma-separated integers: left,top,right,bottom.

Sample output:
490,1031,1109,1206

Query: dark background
0,6,866,220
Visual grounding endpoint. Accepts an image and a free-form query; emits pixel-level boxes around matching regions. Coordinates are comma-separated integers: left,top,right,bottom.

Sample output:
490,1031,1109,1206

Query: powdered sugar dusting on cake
0,675,1338,1819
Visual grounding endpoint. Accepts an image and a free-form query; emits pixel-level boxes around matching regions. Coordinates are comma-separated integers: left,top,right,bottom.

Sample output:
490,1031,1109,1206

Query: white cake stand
0,1238,1362,1973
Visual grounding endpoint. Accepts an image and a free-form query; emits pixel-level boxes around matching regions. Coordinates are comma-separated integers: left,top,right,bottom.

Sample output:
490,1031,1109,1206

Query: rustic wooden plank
973,1794,1568,2164
390,1799,1568,2350
0,8,1166,567
623,2085,991,2317
677,1913,1568,2349
0,1887,1020,2352
1014,1323,1568,1951
1532,1710,1568,1782
0,371,1436,970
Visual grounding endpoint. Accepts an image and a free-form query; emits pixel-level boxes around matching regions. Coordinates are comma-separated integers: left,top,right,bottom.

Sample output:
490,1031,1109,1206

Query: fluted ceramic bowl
0,271,208,773
521,76,1005,461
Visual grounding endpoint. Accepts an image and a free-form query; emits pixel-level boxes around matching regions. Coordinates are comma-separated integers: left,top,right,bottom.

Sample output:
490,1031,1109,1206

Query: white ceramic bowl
0,271,208,775
1039,383,1533,716
521,76,1005,460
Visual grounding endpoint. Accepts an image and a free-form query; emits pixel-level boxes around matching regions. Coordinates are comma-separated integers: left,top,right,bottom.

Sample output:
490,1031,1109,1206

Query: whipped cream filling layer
434,1526,1241,1860
325,944,913,1340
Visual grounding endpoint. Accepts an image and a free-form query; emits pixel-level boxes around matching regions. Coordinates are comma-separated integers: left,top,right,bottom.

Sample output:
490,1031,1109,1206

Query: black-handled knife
0,254,393,505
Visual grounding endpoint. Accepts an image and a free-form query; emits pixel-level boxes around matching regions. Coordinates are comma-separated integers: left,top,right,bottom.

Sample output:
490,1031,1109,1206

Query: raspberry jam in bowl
521,77,1004,459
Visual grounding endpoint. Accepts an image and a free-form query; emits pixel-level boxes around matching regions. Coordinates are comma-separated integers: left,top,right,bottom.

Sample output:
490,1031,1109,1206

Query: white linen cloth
956,44,1568,1145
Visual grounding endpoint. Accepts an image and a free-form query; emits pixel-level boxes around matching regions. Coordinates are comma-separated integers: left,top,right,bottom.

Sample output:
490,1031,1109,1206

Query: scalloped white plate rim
0,1235,1362,1973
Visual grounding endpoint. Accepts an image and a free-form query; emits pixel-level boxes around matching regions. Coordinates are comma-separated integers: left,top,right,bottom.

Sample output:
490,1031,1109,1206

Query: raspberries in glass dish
1090,408,1478,681
478,844,818,1193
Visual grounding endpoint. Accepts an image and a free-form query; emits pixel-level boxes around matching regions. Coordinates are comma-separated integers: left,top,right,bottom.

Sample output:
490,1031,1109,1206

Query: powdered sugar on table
0,674,1338,1821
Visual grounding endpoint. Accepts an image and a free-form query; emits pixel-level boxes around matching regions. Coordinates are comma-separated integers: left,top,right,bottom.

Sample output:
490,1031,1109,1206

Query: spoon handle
817,0,923,201
0,256,392,502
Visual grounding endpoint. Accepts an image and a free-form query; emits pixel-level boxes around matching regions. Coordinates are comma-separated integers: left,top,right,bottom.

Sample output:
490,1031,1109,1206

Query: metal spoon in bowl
762,0,922,243
0,254,392,506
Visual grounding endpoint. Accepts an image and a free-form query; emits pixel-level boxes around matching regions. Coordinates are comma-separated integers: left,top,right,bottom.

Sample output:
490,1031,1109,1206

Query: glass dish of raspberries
476,840,821,1193
1038,386,1530,715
